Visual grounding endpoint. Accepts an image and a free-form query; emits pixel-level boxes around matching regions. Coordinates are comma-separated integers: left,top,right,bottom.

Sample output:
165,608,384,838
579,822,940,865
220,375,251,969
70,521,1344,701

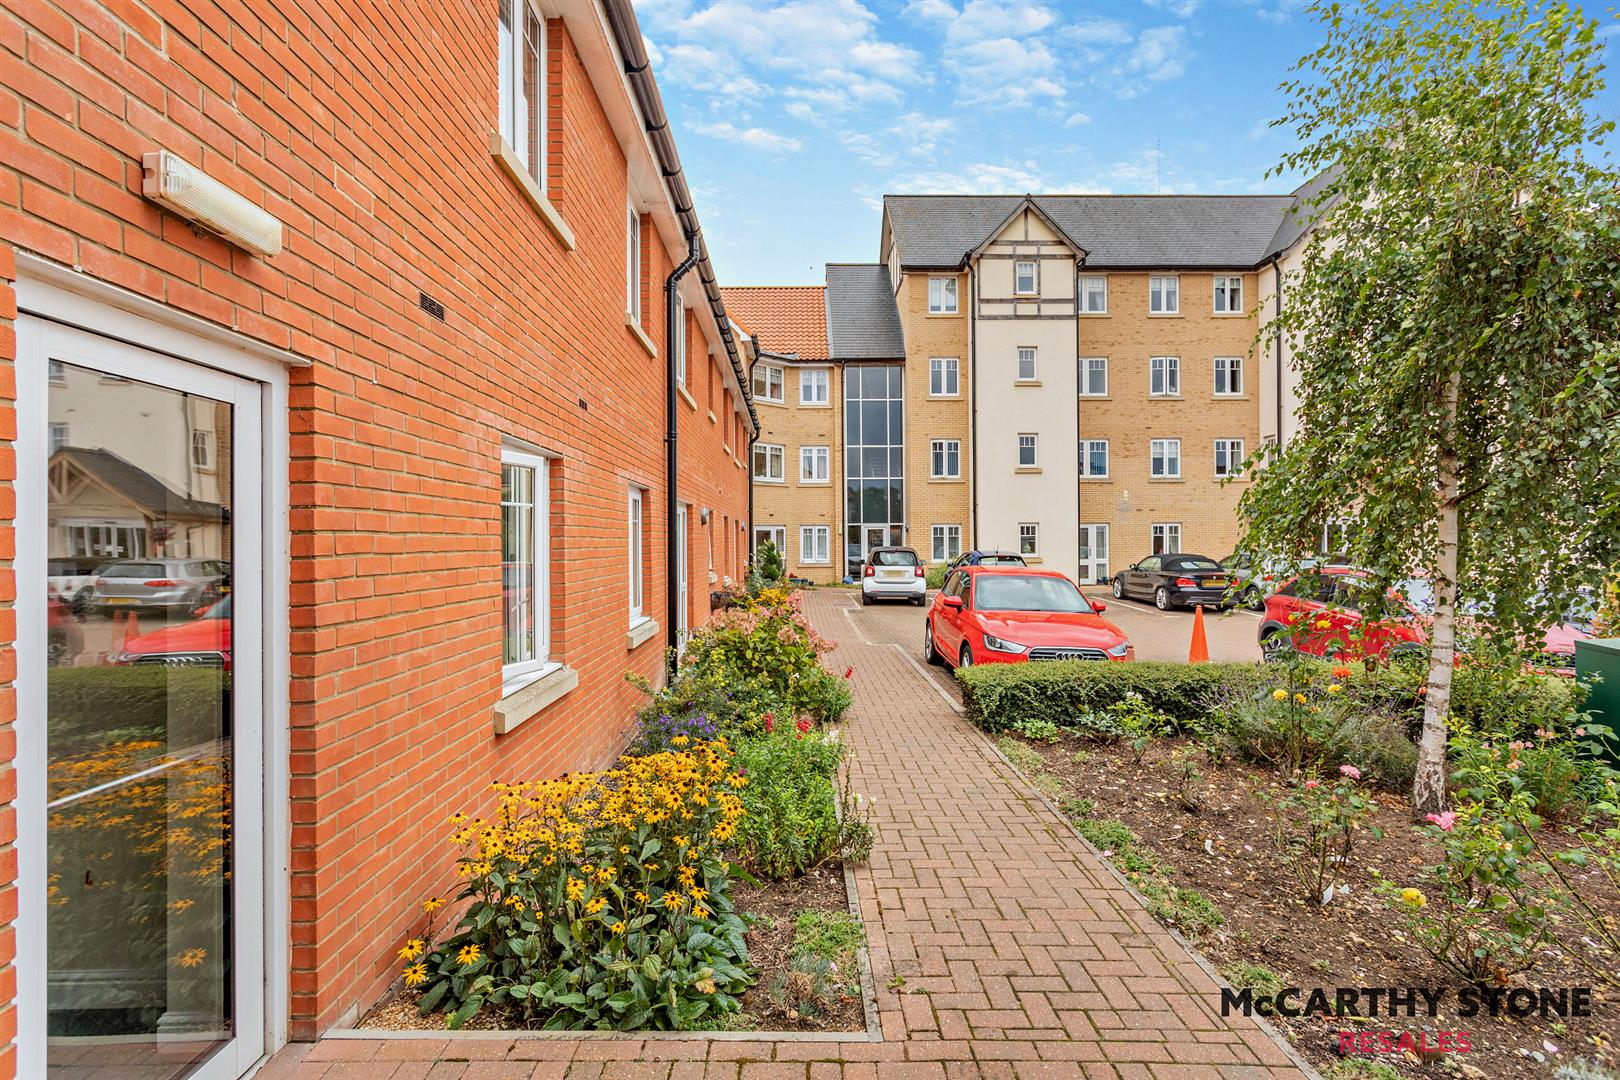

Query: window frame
1212,275,1244,314
930,438,961,480
1214,355,1244,397
1214,438,1246,478
931,524,962,563
1148,274,1180,315
1080,438,1109,478
1018,522,1039,556
501,447,551,688
929,356,959,398
1013,260,1038,296
1017,433,1038,468
927,276,959,314
798,366,830,406
800,525,831,565
799,444,830,484
628,486,646,623
1078,356,1108,397
1015,346,1037,382
673,304,688,388
1150,355,1181,397
497,0,546,190
752,442,785,483
1150,437,1182,479
1151,522,1182,555
1080,274,1108,314
625,197,642,323
752,362,784,403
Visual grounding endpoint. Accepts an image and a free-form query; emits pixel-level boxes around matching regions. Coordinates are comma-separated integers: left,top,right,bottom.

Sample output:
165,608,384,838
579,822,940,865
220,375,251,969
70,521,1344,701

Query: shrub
730,725,868,879
404,743,751,1030
1450,719,1591,821
959,660,1268,734
1010,717,1062,743
678,589,849,724
1269,765,1382,906
630,664,785,744
925,564,948,590
1217,683,1416,788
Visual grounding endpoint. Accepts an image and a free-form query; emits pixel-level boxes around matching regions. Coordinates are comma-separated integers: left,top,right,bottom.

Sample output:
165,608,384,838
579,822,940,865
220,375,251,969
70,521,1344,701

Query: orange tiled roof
720,286,828,361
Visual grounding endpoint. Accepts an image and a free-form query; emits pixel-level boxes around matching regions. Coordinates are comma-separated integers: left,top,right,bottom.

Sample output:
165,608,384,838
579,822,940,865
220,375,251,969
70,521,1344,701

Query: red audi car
925,565,1133,668
112,594,233,670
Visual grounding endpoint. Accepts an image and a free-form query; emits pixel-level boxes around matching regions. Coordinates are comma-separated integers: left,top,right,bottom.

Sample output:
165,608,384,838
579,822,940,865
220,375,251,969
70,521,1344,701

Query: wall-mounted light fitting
142,150,283,257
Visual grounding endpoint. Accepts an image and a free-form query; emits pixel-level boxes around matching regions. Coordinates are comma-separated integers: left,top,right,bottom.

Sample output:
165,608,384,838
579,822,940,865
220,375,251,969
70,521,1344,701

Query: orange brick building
0,2,755,1076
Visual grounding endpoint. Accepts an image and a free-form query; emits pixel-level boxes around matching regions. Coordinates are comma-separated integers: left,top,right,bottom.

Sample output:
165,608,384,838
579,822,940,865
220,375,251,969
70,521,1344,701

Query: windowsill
490,133,576,251
1214,394,1249,401
1148,312,1183,318
755,477,786,485
625,315,657,357
1080,476,1111,482
1014,379,1041,387
1078,395,1112,401
626,616,659,650
756,398,786,408
926,311,962,318
929,476,964,483
1014,292,1039,299
798,402,832,410
1024,555,1044,564
677,384,698,411
799,479,831,486
1149,477,1185,483
1212,312,1248,318
1079,312,1109,318
708,411,718,423
928,394,962,400
494,663,579,735
1149,394,1183,400
1015,466,1042,474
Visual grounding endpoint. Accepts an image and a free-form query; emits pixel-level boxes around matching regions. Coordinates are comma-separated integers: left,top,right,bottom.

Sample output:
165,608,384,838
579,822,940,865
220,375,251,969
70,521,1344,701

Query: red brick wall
0,0,750,1056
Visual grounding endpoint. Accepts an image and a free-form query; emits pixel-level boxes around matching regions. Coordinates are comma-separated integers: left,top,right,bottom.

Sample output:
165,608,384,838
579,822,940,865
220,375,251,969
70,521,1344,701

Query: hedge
48,665,229,755
957,658,1585,737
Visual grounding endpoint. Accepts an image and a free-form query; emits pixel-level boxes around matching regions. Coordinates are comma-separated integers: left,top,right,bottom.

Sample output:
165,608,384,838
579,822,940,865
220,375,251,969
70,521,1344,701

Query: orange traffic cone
124,610,141,646
1188,604,1210,664
110,610,128,655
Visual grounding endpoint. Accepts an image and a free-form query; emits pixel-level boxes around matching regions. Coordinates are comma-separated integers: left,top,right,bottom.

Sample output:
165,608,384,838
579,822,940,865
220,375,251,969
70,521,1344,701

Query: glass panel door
1079,524,1110,585
29,324,264,1080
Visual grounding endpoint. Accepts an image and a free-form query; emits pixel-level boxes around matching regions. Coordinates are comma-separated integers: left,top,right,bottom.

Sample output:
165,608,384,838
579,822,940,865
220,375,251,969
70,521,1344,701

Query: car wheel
1259,624,1293,662
859,589,870,607
958,643,974,669
1155,586,1173,611
70,586,92,616
924,623,943,666
914,594,928,607
1242,585,1264,612
1112,576,1125,600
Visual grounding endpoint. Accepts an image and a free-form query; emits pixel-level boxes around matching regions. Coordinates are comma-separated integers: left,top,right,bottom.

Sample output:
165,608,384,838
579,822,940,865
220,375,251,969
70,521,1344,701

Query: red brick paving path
261,591,1313,1080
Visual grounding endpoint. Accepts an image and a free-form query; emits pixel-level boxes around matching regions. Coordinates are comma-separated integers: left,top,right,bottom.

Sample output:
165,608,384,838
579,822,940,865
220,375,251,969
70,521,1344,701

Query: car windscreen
975,575,1090,613
1165,557,1220,571
979,555,1025,565
203,594,233,620
101,563,166,578
872,550,918,567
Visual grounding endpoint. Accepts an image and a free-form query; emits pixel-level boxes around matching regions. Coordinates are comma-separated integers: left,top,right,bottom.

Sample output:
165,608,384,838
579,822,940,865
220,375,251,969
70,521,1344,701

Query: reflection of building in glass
47,363,228,561
843,364,905,578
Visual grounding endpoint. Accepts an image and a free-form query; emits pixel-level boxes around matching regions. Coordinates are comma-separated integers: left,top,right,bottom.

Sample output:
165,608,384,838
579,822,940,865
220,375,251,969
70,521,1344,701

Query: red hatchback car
112,593,234,670
925,565,1133,669
1258,566,1428,663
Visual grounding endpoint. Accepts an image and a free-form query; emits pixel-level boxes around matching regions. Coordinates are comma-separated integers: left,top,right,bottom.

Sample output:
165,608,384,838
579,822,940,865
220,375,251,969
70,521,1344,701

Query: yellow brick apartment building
733,184,1319,586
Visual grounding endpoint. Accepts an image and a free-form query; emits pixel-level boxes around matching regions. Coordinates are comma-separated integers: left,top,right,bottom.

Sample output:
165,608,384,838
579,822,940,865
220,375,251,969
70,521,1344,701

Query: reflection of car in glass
947,550,1028,570
93,558,228,614
48,557,106,614
1112,554,1235,611
112,594,232,669
861,547,927,606
926,566,1132,668
47,597,83,667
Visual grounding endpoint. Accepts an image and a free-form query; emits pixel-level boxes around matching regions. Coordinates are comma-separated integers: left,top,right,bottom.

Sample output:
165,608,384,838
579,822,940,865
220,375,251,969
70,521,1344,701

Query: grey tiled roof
825,263,905,360
884,193,1302,269
1264,166,1341,259
56,446,225,520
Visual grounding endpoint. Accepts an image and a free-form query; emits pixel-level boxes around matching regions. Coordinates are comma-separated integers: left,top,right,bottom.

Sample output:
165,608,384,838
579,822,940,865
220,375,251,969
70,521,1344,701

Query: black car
946,549,1028,570
1112,554,1235,611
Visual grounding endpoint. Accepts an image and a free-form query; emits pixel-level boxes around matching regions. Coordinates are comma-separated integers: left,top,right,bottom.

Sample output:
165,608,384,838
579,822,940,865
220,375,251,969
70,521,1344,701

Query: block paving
261,591,1312,1080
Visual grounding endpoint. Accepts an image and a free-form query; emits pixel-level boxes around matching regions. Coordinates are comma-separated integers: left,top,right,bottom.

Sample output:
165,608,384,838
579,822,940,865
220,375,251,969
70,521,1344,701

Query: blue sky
634,0,1620,286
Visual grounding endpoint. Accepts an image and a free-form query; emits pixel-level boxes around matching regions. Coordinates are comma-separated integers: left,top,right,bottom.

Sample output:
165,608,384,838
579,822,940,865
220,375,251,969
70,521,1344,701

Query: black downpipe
666,234,700,675
968,264,979,547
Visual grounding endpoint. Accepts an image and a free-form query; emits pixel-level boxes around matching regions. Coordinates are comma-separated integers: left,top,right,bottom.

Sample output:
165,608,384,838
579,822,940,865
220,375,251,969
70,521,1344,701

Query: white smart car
860,547,927,606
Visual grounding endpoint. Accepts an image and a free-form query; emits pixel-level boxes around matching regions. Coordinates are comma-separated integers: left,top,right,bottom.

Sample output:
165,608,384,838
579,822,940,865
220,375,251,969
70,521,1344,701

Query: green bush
959,660,1267,734
925,564,948,590
678,589,850,725
48,665,228,754
731,726,868,879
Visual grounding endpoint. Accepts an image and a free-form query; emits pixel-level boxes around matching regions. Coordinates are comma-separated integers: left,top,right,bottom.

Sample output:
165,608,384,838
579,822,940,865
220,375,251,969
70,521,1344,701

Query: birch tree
1242,0,1620,812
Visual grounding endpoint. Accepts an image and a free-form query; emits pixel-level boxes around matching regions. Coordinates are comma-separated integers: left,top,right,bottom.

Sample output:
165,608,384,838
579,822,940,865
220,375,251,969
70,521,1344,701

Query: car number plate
106,597,138,605
1202,578,1228,588
880,569,906,579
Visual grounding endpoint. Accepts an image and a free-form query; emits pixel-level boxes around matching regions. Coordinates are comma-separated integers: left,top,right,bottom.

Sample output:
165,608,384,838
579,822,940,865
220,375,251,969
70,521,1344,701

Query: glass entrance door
27,321,264,1080
1078,524,1110,585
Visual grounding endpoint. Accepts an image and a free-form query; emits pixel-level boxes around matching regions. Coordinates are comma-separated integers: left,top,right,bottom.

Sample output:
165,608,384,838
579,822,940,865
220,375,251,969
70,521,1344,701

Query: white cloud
840,131,896,167
944,34,1064,108
1065,17,1133,49
887,161,1049,195
1121,26,1189,88
690,120,804,154
945,0,1057,45
1064,111,1092,127
1144,0,1201,17
902,0,957,20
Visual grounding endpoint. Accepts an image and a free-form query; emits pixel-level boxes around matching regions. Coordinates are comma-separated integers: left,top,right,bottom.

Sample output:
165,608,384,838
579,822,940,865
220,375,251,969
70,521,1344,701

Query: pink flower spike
1425,811,1457,832
1303,779,1321,789
1339,764,1362,780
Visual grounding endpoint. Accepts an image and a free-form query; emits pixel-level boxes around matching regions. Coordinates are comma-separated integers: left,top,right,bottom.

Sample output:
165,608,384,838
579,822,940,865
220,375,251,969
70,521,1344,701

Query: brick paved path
263,591,1312,1080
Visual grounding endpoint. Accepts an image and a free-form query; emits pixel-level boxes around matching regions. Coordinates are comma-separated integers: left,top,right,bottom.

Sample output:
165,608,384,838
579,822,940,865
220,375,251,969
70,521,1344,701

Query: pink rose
1425,812,1456,832
1339,764,1362,780
1304,779,1321,789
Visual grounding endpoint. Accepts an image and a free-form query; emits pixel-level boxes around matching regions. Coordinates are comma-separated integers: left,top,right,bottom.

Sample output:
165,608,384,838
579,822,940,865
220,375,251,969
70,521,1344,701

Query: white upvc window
800,444,830,483
1080,438,1108,478
928,276,959,314
1014,260,1037,295
932,524,962,563
1213,275,1244,314
930,439,961,479
1150,355,1180,397
674,305,688,387
502,448,551,686
1149,274,1179,314
799,367,829,405
1018,522,1039,556
753,525,785,559
1078,356,1108,397
1017,433,1038,468
1214,438,1246,478
752,362,784,402
753,442,785,482
800,525,831,564
191,428,213,468
48,358,66,384
1080,275,1108,313
1150,438,1182,478
929,357,959,397
625,198,642,322
1152,522,1182,555
48,421,68,453
1016,346,1037,382
1214,355,1244,396
628,486,646,622
498,0,545,188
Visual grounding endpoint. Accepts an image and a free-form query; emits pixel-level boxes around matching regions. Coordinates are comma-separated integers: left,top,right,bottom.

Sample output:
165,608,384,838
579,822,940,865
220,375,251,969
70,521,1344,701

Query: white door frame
14,261,293,1079
675,503,689,647
1078,523,1110,585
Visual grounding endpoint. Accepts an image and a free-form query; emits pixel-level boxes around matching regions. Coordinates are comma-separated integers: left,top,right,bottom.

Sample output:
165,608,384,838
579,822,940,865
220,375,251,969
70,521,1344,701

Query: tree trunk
1413,369,1462,814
